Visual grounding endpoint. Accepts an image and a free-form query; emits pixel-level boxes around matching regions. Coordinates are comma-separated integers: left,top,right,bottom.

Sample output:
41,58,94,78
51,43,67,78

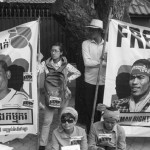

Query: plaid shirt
112,96,150,112
112,97,130,112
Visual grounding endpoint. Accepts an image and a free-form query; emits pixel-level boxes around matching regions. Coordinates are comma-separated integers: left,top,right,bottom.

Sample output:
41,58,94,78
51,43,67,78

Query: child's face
103,118,117,131
50,46,63,60
61,116,76,131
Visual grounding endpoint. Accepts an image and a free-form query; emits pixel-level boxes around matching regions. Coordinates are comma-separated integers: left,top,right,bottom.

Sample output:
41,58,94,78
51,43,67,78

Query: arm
51,131,59,150
37,52,44,74
88,124,104,150
117,126,126,150
37,61,47,77
101,41,109,67
80,129,88,150
66,63,81,82
102,52,107,67
82,41,100,67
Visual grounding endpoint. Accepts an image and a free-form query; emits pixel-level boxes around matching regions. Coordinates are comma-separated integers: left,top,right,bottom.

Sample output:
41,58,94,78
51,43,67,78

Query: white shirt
0,88,28,109
82,39,108,85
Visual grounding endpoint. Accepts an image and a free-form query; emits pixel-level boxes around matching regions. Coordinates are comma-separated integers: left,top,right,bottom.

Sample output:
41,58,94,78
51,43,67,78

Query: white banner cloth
0,20,38,137
104,19,150,137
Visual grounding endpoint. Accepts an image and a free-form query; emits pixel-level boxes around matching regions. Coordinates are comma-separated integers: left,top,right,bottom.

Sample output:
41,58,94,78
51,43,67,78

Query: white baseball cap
86,19,103,29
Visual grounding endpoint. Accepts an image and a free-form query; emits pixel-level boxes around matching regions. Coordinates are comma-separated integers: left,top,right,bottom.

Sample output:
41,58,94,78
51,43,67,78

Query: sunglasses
61,118,74,124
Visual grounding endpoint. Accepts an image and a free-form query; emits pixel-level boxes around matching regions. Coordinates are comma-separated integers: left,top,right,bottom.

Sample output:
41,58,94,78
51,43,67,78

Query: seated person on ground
51,107,88,150
88,105,126,150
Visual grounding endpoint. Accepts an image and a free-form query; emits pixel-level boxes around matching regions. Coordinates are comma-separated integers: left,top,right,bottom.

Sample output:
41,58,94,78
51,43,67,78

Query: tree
94,0,132,27
55,0,132,38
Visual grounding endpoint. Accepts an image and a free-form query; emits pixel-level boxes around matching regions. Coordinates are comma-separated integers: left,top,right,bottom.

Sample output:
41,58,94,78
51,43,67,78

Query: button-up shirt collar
51,59,62,70
90,39,104,45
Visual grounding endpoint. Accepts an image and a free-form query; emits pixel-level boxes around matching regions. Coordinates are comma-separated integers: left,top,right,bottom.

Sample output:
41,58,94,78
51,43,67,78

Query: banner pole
37,16,41,150
90,7,112,126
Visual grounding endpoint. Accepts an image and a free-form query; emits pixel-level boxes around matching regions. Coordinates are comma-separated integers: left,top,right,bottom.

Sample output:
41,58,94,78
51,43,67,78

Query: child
88,106,126,150
51,107,88,150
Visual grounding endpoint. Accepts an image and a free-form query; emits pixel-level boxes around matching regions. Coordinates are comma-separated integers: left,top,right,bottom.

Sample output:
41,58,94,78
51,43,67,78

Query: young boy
88,106,126,150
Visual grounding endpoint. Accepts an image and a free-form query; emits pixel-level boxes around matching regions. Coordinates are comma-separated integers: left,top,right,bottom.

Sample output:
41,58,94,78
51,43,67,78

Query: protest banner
104,19,150,137
0,20,39,137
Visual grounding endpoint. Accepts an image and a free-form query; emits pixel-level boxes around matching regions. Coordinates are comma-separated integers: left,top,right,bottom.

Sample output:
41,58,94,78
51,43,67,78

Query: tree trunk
94,0,132,29
55,0,97,40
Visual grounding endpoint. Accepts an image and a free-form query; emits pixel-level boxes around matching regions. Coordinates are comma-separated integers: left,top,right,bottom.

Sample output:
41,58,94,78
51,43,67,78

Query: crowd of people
37,19,127,150
3,18,150,150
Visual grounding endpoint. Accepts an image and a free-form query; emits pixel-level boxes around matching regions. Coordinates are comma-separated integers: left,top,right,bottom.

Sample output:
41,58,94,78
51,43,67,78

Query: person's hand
100,141,116,148
37,53,43,62
65,88,71,100
97,103,108,111
103,52,107,62
67,78,71,83
39,102,45,110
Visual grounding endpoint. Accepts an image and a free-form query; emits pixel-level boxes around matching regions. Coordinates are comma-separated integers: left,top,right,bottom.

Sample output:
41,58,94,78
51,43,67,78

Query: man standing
82,19,108,133
112,59,150,112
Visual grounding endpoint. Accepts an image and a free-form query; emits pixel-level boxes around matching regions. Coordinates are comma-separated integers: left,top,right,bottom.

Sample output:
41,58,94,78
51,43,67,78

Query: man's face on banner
129,74,150,98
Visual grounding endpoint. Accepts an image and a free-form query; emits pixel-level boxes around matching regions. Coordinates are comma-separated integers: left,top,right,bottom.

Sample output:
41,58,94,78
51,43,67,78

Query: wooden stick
90,7,113,126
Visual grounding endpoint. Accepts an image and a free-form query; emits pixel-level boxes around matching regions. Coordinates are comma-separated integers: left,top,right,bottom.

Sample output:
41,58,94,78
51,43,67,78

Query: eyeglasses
51,49,60,53
61,118,74,124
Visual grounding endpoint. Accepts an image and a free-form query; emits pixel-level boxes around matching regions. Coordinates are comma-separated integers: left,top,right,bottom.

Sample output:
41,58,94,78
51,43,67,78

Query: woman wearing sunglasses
51,107,88,150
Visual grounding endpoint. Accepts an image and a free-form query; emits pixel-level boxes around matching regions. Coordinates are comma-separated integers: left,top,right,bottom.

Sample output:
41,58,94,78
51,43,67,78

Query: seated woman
88,106,126,150
51,107,88,150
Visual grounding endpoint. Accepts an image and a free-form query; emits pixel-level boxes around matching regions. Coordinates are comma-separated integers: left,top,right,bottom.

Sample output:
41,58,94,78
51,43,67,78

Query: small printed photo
97,134,112,145
70,136,83,146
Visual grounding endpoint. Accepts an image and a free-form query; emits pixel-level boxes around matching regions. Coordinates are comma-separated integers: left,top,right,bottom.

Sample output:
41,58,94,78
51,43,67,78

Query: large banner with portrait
0,20,38,137
104,19,150,137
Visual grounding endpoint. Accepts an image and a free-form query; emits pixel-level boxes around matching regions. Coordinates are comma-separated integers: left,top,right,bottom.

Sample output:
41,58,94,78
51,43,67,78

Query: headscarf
97,104,120,121
60,107,78,122
103,109,120,121
131,63,150,76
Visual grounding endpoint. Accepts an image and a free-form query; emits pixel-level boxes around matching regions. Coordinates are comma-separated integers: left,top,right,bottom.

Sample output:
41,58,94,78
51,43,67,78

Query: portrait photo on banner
0,20,38,139
104,19,150,136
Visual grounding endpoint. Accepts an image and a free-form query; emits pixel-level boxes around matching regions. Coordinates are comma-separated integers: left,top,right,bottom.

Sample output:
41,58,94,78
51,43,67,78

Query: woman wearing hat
81,19,108,134
88,106,126,150
51,107,88,150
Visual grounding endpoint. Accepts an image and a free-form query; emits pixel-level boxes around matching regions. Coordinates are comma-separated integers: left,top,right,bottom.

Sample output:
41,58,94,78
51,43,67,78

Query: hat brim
85,25,103,30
